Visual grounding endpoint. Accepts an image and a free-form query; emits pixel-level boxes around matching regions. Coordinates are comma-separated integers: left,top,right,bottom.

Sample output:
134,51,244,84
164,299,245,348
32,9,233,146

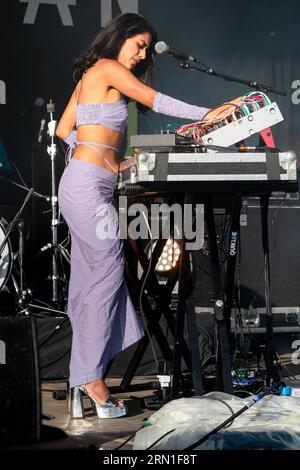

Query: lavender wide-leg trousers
58,159,144,388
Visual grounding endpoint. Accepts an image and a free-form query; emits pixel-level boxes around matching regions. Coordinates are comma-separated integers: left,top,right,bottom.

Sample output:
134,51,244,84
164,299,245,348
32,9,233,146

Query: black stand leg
205,197,233,394
223,195,242,337
186,292,204,396
170,240,188,399
170,244,204,399
170,194,205,399
118,230,192,390
260,195,280,385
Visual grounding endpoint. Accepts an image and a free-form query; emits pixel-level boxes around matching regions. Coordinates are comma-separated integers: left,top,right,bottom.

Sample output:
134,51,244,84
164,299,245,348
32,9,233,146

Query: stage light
148,239,181,274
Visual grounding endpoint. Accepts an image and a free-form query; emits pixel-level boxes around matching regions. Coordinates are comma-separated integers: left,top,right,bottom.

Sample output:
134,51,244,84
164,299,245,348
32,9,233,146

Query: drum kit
0,219,12,293
0,100,70,316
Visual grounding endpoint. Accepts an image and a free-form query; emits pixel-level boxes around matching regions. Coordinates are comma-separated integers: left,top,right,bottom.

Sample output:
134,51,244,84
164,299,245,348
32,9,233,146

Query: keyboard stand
118,212,193,392
112,188,280,397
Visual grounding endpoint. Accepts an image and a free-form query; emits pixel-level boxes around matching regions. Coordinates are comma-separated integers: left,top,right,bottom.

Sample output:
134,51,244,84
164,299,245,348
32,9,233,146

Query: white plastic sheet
133,392,300,450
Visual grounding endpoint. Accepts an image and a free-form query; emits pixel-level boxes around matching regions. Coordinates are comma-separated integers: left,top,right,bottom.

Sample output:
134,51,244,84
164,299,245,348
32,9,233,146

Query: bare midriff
73,124,124,174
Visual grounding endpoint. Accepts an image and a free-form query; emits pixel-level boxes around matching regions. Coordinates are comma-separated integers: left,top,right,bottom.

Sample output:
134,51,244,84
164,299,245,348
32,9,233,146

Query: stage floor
38,347,300,451
4,342,300,451
39,376,157,451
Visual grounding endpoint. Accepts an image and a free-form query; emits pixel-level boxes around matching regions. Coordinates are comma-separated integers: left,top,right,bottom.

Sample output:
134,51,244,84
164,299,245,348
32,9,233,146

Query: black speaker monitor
0,316,41,445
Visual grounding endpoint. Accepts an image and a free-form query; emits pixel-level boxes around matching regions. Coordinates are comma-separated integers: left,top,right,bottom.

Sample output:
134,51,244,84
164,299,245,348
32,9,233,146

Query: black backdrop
1,0,300,292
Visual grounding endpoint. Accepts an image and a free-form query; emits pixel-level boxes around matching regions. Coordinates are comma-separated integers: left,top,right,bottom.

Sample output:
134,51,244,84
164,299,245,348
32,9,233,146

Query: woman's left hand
203,96,242,123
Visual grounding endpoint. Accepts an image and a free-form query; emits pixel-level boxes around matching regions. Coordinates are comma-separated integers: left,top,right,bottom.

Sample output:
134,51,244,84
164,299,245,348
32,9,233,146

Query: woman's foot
84,379,124,406
79,379,127,418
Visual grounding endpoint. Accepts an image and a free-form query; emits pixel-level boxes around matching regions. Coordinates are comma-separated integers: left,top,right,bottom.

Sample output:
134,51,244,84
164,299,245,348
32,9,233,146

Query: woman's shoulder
82,59,118,81
93,58,127,74
80,60,108,81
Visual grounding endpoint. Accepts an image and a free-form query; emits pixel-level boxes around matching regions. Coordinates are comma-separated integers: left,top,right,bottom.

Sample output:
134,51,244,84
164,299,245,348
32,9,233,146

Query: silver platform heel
69,386,85,419
79,385,127,419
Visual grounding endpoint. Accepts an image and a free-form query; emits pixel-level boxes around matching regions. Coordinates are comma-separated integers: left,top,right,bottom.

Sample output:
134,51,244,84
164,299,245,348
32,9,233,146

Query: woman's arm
100,59,210,120
56,82,80,140
100,59,156,107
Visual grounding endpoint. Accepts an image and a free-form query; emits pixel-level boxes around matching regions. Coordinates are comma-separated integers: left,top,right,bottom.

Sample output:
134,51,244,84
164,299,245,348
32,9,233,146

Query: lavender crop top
64,92,209,150
76,99,128,134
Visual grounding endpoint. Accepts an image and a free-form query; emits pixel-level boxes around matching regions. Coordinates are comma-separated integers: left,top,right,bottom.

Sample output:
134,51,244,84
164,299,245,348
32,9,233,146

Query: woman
57,12,228,419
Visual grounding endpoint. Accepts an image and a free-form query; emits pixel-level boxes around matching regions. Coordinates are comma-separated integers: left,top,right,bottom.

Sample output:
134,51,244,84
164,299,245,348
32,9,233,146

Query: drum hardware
1,99,70,313
0,218,12,293
16,220,27,309
0,174,49,308
0,170,68,315
0,187,34,312
0,188,34,258
13,220,41,314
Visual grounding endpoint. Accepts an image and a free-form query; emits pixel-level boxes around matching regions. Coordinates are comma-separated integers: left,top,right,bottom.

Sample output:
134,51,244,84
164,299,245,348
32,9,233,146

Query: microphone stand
46,99,60,305
0,175,50,202
178,61,286,96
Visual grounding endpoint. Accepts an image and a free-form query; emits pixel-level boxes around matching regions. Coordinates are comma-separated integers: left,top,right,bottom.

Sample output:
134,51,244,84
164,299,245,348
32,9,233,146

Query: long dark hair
73,13,158,112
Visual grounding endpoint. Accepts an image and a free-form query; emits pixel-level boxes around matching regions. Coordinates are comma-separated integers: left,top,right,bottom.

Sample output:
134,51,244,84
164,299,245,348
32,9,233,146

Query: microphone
155,41,195,62
20,97,45,119
34,97,45,108
37,118,46,143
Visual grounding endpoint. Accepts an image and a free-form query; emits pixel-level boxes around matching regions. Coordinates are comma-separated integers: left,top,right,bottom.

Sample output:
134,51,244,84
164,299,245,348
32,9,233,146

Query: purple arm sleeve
63,130,77,163
153,92,210,121
64,129,77,145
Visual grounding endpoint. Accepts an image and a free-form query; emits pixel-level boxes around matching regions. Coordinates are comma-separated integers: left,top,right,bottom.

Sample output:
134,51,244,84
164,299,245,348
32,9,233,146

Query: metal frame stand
117,219,193,391
32,99,70,312
111,195,206,400
260,195,281,385
47,100,61,304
